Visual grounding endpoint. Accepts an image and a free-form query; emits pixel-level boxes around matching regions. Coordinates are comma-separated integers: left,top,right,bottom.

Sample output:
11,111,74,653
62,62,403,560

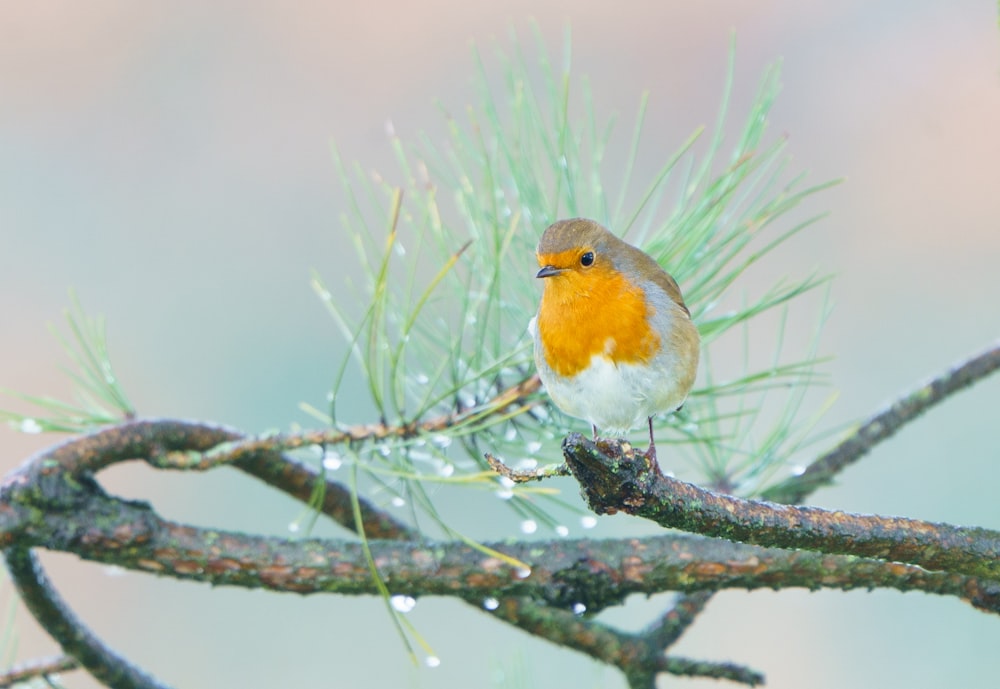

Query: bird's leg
645,416,658,464
591,424,598,440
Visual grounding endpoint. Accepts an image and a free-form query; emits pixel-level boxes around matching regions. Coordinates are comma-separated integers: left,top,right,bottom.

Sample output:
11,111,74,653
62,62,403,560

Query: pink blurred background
2,3,999,688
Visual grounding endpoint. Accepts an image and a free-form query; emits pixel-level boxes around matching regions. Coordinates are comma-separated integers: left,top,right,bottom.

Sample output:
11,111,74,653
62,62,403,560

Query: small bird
531,218,700,464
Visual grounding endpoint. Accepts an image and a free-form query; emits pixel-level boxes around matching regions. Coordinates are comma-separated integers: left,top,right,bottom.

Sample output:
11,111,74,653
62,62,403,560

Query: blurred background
2,2,999,688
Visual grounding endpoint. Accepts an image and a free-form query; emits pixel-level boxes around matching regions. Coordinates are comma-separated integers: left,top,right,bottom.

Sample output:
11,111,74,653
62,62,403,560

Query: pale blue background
2,3,999,688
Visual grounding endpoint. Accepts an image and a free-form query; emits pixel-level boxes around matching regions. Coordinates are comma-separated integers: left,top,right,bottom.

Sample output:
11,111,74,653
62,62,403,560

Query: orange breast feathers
536,255,660,378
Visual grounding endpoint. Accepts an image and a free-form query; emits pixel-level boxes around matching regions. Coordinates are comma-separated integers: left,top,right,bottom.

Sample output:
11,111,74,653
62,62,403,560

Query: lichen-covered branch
563,433,1000,581
0,417,413,540
635,340,1000,683
4,466,1000,611
3,342,998,688
5,415,704,689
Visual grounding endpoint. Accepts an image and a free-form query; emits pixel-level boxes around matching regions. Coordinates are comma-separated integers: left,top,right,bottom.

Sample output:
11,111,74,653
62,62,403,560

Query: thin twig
0,654,78,688
484,453,568,482
762,341,1000,504
659,656,764,687
147,375,543,471
488,597,764,687
121,374,542,474
642,591,714,651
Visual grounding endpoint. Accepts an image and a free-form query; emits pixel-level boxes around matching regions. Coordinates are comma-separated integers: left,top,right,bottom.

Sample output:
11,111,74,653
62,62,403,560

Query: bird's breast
536,270,661,378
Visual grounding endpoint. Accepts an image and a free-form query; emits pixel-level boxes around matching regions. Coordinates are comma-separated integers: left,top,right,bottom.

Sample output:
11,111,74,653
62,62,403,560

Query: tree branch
0,418,414,540
642,591,714,650
4,469,999,611
762,341,1000,503
487,597,763,688
553,341,1000,584
635,340,1000,684
7,416,719,689
4,341,998,687
144,375,542,472
563,433,1000,580
0,653,78,688
4,416,742,688
3,548,170,689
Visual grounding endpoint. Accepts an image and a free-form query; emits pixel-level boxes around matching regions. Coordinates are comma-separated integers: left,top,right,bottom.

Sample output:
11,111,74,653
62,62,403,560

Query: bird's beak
536,265,563,279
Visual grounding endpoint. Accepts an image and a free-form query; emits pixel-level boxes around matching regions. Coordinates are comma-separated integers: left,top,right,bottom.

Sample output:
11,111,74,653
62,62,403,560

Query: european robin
531,218,700,464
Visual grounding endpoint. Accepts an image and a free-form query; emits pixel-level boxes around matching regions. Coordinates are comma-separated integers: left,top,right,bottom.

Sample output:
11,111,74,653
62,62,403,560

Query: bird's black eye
580,251,595,267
